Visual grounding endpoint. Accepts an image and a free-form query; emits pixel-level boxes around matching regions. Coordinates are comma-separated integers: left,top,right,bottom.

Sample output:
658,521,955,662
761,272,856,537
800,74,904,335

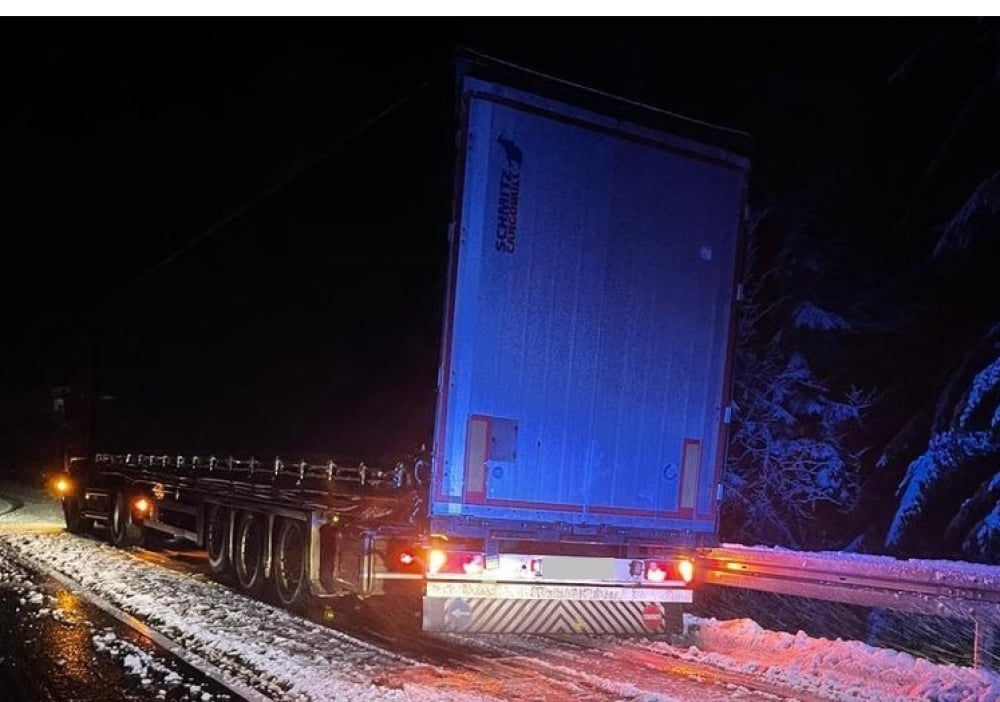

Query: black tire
234,511,266,597
273,518,309,608
110,490,143,548
62,495,92,534
205,504,231,575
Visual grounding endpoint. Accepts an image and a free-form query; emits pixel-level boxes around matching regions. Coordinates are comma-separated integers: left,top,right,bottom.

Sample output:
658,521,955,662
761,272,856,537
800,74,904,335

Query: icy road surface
3,482,1000,701
0,548,239,701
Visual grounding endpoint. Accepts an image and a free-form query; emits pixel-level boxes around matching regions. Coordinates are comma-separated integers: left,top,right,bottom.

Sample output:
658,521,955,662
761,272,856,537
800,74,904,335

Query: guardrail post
974,619,995,670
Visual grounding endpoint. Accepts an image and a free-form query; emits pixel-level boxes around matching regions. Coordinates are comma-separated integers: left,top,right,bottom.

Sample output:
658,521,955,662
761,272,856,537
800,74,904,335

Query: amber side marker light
428,549,448,574
133,497,151,515
54,477,72,495
678,559,695,584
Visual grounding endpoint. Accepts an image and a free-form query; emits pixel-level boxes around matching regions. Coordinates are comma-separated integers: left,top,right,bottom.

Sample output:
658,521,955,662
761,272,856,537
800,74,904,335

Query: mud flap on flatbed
422,597,684,634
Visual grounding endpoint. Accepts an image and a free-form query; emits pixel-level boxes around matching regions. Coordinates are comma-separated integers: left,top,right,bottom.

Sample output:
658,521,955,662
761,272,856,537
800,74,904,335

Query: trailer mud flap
422,597,683,634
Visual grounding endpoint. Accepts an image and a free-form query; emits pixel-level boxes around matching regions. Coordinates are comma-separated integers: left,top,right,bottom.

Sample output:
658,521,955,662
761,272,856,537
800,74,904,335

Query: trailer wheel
234,511,266,596
110,491,143,548
205,504,230,575
273,519,308,608
62,495,92,534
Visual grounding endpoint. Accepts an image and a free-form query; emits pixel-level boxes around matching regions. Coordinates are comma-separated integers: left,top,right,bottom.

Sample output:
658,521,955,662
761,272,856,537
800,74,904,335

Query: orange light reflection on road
48,589,91,682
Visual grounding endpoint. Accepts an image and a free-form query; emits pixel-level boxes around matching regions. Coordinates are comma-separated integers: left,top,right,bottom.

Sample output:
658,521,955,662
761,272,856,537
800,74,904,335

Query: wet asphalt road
0,494,238,702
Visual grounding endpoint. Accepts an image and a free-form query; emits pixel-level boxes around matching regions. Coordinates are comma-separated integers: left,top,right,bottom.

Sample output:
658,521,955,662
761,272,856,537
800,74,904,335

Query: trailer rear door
431,67,750,540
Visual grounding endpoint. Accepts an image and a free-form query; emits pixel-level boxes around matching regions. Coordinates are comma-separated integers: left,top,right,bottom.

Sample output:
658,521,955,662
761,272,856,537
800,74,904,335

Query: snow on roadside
663,615,1000,702
0,531,494,702
92,627,231,701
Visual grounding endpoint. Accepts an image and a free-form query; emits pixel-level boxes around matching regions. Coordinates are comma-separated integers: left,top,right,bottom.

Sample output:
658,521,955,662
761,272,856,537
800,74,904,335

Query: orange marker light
133,497,150,514
54,477,71,495
428,549,447,574
678,559,695,583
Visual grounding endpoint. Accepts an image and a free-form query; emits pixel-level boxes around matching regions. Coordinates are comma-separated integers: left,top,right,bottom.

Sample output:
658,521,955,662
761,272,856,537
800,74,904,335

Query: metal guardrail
697,545,1000,667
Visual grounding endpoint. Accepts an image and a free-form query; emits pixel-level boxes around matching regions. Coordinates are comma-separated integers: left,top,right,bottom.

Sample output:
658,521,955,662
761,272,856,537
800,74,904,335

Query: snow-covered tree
724,214,875,549
874,20,1000,559
880,247,1000,559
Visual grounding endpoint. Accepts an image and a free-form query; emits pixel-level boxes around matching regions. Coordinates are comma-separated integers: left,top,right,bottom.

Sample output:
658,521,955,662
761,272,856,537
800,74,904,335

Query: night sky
0,19,947,472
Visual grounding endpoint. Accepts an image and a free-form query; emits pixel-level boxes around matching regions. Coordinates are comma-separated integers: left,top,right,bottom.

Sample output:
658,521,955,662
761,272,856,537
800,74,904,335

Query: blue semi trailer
59,51,751,635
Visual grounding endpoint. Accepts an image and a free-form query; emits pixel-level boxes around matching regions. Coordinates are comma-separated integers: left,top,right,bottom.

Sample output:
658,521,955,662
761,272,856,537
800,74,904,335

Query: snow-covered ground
0,483,63,525
3,480,1000,701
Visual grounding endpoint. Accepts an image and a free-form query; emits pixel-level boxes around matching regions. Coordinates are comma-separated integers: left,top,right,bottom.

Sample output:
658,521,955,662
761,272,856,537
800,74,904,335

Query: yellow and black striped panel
423,597,681,634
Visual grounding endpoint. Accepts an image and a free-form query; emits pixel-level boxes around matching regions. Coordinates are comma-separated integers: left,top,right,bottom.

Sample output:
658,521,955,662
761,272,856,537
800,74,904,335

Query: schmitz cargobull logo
495,133,523,254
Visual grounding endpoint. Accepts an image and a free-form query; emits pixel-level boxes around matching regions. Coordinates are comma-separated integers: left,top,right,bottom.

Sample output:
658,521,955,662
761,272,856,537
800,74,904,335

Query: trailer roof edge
453,46,753,162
